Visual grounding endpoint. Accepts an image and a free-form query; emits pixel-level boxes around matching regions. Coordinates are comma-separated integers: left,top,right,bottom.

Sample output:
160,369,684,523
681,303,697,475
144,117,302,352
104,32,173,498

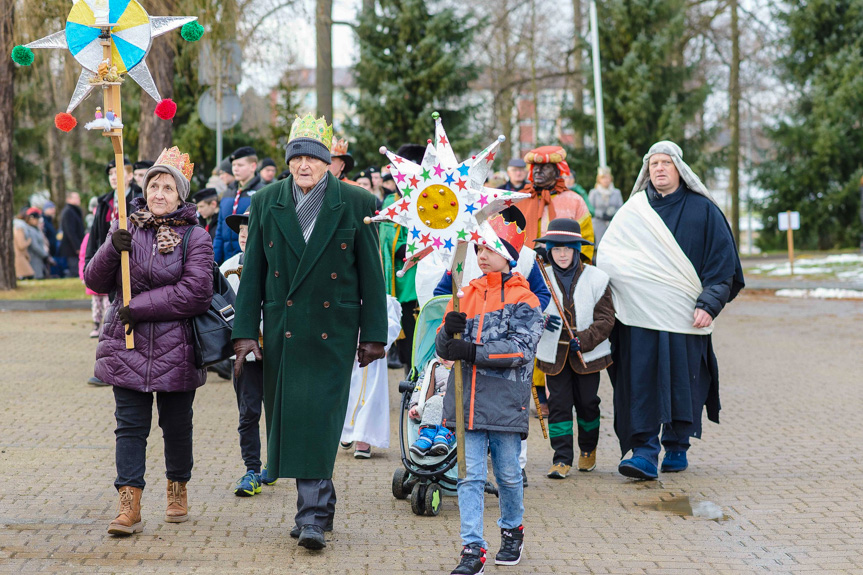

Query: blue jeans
458,430,524,548
632,423,691,468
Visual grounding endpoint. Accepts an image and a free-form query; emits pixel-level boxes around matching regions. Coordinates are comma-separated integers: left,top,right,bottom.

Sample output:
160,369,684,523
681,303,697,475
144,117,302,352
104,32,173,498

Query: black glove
442,338,476,362
569,337,582,354
357,342,386,368
534,245,548,264
232,338,263,378
117,305,136,335
544,314,561,332
444,311,467,336
111,229,132,253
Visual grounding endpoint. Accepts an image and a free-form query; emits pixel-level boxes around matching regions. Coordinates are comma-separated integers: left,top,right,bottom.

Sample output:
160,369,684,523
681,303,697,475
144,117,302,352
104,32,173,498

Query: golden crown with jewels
154,146,194,181
289,114,333,149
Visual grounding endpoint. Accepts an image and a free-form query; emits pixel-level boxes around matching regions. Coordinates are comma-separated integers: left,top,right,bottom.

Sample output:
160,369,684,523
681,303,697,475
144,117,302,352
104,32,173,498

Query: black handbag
182,227,237,368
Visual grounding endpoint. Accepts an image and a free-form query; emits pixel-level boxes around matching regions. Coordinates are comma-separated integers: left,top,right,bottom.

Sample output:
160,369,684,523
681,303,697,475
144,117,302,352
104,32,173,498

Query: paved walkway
1,293,862,574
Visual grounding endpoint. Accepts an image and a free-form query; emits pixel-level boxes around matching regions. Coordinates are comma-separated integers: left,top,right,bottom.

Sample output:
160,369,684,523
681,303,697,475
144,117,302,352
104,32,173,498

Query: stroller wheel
392,468,410,500
424,483,442,516
410,482,427,516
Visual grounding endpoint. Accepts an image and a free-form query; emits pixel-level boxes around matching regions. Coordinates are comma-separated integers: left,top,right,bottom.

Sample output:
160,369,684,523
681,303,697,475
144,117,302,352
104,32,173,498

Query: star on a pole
366,112,529,277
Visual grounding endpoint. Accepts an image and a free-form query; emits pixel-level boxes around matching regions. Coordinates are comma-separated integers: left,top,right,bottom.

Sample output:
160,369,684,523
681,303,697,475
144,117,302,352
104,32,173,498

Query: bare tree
0,0,14,289
728,0,740,245
138,0,177,161
316,0,333,121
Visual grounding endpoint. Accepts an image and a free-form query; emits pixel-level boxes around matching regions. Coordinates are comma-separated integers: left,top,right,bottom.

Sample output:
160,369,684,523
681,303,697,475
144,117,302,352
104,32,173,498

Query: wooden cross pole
450,243,468,478
100,32,134,349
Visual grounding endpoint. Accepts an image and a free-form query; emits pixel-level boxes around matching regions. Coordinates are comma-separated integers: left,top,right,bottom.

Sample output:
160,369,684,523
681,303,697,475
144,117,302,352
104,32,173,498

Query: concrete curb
0,299,91,311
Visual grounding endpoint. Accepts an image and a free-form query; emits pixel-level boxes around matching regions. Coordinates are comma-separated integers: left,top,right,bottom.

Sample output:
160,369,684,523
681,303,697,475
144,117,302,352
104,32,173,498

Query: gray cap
285,137,331,165
143,165,191,202
508,158,527,168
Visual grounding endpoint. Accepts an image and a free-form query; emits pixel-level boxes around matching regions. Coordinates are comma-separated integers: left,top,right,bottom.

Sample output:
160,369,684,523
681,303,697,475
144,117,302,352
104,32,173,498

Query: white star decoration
24,0,197,114
368,113,530,277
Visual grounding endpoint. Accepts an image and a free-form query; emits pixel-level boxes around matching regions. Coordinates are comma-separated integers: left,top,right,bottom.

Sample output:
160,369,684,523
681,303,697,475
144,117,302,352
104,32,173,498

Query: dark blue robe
608,183,744,456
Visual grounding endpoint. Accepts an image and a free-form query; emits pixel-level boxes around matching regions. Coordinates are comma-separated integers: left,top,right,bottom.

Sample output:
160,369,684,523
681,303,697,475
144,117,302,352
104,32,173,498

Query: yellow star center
416,184,459,229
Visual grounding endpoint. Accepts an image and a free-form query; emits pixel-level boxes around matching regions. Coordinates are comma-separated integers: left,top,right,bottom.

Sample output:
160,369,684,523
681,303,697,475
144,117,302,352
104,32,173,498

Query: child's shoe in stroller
409,426,436,456
429,426,455,456
451,543,486,575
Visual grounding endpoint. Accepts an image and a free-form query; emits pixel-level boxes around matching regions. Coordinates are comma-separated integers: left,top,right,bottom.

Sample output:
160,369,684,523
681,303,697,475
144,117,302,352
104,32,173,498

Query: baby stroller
392,296,498,516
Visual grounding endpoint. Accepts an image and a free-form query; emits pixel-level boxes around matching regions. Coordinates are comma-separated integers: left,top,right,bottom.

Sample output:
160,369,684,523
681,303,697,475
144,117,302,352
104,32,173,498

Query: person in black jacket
84,158,143,269
191,188,219,242
59,191,85,276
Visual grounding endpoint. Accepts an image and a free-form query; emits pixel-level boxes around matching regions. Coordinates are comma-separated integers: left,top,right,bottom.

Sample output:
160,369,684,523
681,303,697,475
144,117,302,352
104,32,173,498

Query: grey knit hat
143,165,191,202
285,137,331,165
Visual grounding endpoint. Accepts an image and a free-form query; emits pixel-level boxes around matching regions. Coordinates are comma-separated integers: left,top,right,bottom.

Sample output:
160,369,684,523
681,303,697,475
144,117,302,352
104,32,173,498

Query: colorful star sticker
470,231,481,242
486,151,496,163
444,172,455,185
432,236,443,249
386,206,398,218
433,164,445,178
408,175,420,189
439,134,449,145
457,229,468,240
444,238,454,250
465,203,477,214
456,179,467,191
458,164,470,177
419,233,432,246
456,262,464,273
395,172,406,184
421,168,431,181
407,243,418,254
477,195,489,207
410,227,421,239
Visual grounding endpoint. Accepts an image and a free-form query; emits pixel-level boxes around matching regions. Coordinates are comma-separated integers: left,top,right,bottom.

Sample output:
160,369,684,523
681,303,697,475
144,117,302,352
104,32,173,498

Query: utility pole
589,0,606,168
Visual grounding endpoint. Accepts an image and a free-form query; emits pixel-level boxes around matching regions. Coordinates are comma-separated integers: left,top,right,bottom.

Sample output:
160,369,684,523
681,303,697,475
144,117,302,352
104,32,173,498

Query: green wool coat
232,173,388,479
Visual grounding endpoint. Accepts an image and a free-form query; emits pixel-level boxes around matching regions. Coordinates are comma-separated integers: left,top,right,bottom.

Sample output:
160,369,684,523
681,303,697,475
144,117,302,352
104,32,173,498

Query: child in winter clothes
437,215,544,574
408,357,455,456
220,209,273,497
534,218,614,478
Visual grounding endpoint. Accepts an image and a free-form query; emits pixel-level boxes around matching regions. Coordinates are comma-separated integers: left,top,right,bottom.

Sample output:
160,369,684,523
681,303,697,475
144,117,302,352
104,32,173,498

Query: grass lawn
0,278,90,300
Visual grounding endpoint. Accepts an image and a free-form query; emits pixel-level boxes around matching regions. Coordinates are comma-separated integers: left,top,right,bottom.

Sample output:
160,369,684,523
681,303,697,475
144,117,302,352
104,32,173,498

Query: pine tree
346,0,480,170
756,1,863,250
563,0,713,197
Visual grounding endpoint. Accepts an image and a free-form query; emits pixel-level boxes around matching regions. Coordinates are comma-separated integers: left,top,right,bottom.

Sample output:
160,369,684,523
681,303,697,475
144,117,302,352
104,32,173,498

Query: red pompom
54,113,77,132
154,99,177,120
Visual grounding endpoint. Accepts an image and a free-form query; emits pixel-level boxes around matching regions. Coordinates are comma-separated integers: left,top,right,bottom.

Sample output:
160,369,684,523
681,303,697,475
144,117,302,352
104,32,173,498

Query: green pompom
11,45,34,66
180,21,205,42
431,111,440,120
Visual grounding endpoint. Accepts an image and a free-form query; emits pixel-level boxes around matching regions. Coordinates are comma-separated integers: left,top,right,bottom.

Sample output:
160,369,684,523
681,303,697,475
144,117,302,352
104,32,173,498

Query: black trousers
546,367,601,465
113,386,196,490
233,360,264,473
295,478,336,529
395,300,418,366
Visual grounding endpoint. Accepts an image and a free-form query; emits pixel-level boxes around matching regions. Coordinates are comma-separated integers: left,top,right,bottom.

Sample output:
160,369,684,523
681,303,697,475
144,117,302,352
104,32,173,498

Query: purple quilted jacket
84,200,214,393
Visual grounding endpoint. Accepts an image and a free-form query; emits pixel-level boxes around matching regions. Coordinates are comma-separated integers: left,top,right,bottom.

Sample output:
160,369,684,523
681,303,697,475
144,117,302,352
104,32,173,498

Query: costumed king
596,140,744,480
339,295,403,458
231,114,387,550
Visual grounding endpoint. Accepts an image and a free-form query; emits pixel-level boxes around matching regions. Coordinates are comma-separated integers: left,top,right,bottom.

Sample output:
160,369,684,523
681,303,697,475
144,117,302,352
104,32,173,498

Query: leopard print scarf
128,210,187,254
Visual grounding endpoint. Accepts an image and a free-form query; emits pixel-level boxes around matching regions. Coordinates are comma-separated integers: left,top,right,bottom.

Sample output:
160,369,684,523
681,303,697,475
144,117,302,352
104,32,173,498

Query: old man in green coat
232,114,387,551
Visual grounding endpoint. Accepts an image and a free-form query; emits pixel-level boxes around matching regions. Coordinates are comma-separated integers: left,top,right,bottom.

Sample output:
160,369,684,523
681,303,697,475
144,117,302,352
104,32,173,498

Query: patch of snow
775,288,863,299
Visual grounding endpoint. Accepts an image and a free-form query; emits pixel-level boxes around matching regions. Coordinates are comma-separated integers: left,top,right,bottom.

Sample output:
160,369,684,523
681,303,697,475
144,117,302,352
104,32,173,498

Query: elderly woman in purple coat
84,147,213,537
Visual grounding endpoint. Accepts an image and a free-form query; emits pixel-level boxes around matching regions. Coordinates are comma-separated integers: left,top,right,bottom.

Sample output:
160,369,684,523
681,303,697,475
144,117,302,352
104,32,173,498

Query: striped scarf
292,175,328,242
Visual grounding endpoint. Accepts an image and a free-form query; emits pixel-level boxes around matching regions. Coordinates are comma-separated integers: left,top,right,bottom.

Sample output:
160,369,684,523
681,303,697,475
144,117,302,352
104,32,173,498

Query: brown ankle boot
107,486,143,535
165,479,189,523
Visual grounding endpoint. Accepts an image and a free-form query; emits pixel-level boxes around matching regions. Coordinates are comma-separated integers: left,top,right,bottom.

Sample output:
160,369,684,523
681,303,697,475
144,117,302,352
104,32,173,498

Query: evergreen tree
346,0,480,170
756,1,863,250
563,0,713,197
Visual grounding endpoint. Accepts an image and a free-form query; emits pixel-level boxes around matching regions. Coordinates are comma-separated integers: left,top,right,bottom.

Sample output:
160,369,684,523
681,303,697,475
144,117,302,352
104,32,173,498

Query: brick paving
1,293,862,574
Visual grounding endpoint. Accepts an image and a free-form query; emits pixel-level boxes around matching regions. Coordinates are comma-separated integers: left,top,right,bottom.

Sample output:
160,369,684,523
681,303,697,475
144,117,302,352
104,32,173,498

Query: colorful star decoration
14,0,200,127
366,112,529,277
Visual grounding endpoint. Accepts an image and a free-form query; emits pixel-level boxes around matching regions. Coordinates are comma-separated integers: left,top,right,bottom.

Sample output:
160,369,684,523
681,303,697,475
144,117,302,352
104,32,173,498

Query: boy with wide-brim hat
534,218,614,478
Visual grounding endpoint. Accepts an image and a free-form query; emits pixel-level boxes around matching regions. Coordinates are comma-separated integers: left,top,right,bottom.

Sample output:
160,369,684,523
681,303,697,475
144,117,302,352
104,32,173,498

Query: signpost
778,210,800,275
198,40,243,168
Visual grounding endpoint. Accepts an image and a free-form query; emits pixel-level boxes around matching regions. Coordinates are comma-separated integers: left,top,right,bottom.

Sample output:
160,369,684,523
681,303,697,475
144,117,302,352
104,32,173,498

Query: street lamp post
589,0,607,169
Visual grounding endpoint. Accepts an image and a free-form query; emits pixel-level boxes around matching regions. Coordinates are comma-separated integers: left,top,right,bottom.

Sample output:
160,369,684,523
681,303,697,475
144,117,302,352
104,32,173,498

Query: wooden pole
787,210,794,276
101,33,134,349
450,247,467,479
536,256,586,368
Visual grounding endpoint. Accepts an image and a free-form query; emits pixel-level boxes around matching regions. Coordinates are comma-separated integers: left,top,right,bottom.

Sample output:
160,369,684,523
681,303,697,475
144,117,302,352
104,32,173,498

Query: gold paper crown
154,147,194,181
331,137,349,156
289,114,333,149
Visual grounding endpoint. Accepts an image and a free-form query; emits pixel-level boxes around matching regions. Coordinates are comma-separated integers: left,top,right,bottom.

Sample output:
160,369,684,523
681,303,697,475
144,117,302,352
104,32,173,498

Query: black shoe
522,468,528,488
207,359,233,380
87,377,109,387
297,524,326,550
451,544,486,574
495,525,524,566
290,518,333,538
